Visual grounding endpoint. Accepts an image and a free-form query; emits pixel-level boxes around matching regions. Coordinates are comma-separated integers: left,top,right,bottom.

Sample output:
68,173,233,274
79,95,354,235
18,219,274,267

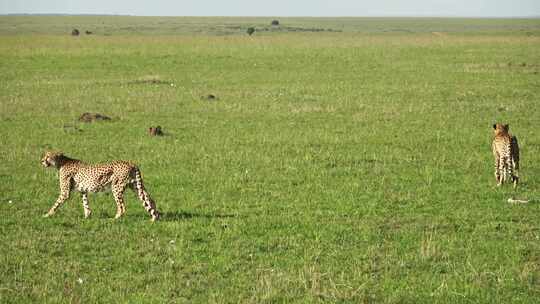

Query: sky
1,0,539,17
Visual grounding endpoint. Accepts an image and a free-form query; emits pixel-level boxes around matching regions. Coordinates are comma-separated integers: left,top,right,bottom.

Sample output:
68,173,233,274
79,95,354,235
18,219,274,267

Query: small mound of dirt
148,126,164,136
201,94,218,101
78,112,111,123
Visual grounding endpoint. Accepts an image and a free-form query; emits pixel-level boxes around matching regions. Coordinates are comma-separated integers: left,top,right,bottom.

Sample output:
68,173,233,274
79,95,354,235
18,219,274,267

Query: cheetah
41,151,160,221
492,123,520,188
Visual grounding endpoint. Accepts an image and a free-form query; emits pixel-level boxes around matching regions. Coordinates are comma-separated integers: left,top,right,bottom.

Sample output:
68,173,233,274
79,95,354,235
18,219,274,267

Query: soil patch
78,112,112,123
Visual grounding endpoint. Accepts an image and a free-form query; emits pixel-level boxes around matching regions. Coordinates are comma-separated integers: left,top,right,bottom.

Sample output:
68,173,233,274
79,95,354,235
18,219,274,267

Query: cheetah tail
133,167,160,221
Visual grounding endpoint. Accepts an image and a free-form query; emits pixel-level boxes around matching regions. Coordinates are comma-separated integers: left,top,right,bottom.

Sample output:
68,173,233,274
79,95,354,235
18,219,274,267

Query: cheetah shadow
92,211,236,221
159,210,237,221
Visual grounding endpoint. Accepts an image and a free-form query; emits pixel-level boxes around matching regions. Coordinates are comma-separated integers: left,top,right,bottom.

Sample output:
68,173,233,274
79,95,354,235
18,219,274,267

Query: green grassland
0,16,539,303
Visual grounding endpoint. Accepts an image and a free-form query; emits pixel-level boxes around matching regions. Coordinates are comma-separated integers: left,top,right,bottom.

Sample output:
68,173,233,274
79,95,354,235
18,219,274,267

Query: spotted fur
41,151,160,221
492,124,519,188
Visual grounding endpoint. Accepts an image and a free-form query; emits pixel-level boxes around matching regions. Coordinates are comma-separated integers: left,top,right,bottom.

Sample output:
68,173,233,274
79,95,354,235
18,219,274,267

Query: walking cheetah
41,151,160,221
492,123,520,188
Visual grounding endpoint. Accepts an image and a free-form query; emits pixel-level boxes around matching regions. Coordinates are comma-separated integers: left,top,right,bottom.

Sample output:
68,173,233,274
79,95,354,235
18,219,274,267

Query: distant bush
71,29,79,36
247,27,255,36
271,20,279,26
85,30,93,35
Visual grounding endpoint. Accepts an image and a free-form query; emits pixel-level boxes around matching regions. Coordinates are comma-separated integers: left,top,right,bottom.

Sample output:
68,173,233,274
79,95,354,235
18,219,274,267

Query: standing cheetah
492,123,520,188
41,151,160,221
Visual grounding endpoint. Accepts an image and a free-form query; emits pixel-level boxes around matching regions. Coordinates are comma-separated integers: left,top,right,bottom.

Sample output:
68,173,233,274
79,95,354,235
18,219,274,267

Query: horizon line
2,13,540,19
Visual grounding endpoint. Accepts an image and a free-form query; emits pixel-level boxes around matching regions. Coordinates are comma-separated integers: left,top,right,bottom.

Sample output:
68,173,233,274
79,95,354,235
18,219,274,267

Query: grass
0,16,539,303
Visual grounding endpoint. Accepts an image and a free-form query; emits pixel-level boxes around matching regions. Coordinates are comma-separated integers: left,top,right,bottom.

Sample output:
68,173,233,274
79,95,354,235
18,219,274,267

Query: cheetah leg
112,184,126,219
81,192,91,218
44,180,71,217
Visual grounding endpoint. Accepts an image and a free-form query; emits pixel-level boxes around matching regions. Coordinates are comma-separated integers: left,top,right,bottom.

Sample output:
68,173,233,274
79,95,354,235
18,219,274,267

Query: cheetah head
493,123,509,136
41,151,63,168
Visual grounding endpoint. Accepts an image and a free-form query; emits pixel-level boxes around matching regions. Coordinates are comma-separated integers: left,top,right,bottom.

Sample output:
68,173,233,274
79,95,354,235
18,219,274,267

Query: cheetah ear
492,124,497,129
504,124,509,131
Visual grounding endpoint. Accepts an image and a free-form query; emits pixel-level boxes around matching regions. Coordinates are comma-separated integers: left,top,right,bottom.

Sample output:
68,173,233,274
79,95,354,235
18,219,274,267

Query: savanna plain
0,16,539,303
